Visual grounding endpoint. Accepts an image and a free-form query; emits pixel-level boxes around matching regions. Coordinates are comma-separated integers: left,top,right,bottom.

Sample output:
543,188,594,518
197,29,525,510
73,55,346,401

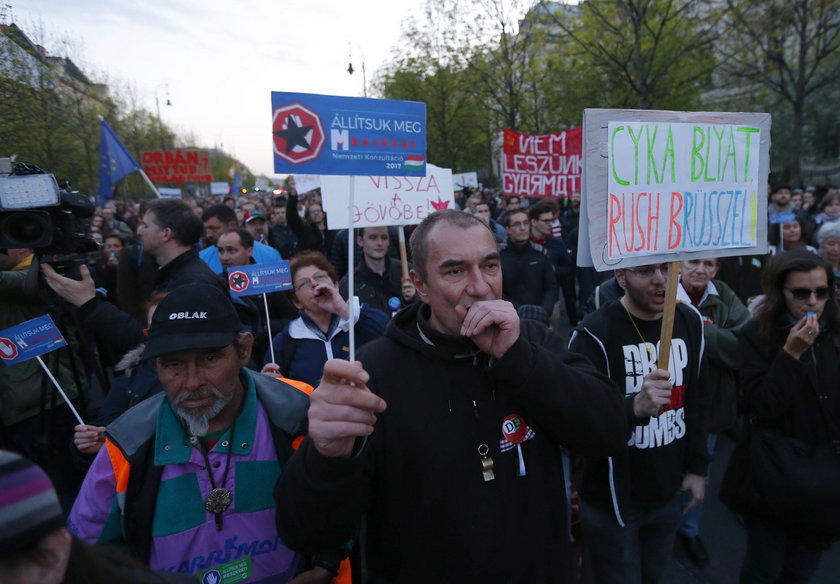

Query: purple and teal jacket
68,369,311,583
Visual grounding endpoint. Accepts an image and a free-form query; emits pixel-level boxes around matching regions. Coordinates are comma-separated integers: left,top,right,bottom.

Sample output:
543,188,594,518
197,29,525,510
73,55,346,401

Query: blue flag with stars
98,118,140,205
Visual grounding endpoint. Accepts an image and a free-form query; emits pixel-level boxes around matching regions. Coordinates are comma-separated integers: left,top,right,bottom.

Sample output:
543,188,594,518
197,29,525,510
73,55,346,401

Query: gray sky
12,0,422,177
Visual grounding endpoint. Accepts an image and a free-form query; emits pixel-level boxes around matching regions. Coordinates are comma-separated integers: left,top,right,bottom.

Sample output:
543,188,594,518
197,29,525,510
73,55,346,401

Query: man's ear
356,235,364,248
615,269,627,291
235,332,254,364
409,269,428,302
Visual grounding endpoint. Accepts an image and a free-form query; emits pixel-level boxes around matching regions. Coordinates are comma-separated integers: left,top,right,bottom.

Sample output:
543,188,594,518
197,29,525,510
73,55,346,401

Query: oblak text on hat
169,311,208,320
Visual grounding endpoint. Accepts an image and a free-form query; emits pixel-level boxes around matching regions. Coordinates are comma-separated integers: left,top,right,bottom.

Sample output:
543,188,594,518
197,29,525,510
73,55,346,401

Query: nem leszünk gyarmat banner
502,127,582,198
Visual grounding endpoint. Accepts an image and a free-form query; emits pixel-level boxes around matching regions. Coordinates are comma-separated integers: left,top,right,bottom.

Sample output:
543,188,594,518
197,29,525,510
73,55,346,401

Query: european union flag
98,118,140,205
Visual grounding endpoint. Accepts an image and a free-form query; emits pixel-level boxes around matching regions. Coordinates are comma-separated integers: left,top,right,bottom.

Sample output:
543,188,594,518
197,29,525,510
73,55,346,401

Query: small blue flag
0,315,68,366
227,262,292,297
98,118,141,205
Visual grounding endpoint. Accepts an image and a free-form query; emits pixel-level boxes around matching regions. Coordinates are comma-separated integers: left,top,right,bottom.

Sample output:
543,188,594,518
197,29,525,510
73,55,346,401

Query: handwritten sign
579,110,771,270
141,150,212,183
0,315,67,366
321,163,454,229
271,92,427,177
228,262,292,297
502,127,582,198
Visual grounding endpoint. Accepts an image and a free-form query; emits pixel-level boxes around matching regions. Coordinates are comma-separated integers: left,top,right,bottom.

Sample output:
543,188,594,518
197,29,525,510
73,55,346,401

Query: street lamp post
347,43,367,98
154,84,172,150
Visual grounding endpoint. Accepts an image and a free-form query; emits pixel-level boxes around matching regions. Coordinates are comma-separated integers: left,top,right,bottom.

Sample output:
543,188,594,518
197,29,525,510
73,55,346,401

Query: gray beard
173,389,233,437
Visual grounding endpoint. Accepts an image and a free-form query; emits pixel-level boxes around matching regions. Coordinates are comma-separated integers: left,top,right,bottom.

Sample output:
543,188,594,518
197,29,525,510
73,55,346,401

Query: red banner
141,149,212,184
502,127,582,198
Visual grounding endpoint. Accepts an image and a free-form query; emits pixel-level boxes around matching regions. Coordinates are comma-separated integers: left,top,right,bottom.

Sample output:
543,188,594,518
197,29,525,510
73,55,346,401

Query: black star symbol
231,273,247,289
274,115,313,154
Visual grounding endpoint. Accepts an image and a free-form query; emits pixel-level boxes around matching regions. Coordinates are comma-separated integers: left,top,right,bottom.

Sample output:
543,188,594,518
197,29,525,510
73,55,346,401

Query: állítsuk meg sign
271,92,427,177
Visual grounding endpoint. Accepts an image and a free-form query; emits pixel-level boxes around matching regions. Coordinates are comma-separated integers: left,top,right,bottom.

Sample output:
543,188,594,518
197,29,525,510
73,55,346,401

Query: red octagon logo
272,103,325,165
0,337,19,361
228,271,249,293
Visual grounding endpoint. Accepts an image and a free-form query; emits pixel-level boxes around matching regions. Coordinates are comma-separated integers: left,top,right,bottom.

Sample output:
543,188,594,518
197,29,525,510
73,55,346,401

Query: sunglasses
784,286,832,300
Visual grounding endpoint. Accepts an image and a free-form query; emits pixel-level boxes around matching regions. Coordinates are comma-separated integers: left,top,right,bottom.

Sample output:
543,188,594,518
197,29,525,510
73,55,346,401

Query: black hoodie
570,299,710,522
276,301,627,583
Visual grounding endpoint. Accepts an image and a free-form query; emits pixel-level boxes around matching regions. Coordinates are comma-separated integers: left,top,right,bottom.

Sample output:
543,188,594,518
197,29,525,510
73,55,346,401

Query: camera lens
0,211,53,247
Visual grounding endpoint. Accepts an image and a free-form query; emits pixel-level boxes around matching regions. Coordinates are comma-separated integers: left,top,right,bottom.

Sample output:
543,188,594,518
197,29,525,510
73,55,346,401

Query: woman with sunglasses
261,250,388,386
733,250,840,583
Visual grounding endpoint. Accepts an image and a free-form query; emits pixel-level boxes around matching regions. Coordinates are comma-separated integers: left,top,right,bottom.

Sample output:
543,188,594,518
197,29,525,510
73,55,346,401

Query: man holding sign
569,263,710,584
275,210,628,582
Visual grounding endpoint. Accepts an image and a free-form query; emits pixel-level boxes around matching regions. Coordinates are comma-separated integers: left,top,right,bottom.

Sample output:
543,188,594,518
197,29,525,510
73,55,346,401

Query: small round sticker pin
502,414,528,444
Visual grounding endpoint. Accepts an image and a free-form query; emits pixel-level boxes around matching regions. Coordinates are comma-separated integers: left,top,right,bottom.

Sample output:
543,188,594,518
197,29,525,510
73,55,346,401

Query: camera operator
42,198,228,361
0,247,87,512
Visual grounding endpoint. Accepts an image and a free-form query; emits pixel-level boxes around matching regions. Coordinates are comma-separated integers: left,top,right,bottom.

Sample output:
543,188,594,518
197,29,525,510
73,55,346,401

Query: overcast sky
11,0,426,178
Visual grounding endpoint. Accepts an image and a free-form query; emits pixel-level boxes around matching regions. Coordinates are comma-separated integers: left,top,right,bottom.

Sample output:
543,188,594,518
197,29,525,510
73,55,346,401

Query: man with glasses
499,209,559,324
569,261,710,584
529,200,575,324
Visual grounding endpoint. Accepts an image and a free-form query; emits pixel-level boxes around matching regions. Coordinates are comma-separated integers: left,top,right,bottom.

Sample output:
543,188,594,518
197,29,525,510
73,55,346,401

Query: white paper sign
579,110,771,270
452,171,478,190
292,174,321,194
321,164,455,229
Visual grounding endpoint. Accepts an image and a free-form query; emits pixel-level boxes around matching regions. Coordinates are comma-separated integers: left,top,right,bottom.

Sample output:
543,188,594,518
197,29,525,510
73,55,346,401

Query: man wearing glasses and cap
569,262,710,584
67,283,343,583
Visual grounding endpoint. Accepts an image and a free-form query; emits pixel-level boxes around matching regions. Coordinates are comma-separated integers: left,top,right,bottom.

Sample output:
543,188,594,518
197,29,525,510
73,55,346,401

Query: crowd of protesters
1,177,838,584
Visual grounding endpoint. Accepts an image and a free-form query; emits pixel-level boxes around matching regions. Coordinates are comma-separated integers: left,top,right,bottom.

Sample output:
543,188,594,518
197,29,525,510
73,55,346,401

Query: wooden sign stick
398,227,410,280
657,260,681,417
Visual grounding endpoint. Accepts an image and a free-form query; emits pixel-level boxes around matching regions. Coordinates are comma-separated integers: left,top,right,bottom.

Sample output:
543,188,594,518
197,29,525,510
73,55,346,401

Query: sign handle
398,227,409,280
656,261,681,417
263,294,275,371
36,355,84,426
348,176,356,362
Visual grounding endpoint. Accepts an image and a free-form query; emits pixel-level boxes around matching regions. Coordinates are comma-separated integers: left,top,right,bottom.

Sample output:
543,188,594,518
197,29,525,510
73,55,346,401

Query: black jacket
739,318,840,445
339,257,405,315
76,247,227,360
499,239,558,315
570,300,710,519
275,301,627,583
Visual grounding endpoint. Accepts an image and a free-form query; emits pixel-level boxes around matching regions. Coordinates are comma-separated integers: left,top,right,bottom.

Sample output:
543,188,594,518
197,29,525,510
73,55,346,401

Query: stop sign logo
0,337,18,361
272,103,325,165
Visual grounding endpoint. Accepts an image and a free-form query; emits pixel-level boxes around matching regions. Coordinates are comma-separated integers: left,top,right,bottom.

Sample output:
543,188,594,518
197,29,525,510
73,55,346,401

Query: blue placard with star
0,315,68,366
271,92,427,177
227,261,293,297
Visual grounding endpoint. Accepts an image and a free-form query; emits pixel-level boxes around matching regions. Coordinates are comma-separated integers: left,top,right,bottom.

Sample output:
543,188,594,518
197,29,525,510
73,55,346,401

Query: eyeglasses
625,265,669,279
508,221,529,229
294,272,331,291
784,286,832,300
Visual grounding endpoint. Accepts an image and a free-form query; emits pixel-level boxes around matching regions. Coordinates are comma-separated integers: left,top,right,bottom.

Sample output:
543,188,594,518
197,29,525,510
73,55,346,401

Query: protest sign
503,127,582,198
0,314,67,366
579,109,771,270
141,150,212,183
0,314,83,424
292,174,321,194
227,262,292,298
271,92,427,176
321,164,454,229
210,182,230,195
452,171,478,190
158,188,182,199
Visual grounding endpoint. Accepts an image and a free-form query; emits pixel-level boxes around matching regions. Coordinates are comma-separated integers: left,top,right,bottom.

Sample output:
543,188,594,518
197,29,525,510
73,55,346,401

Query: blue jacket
263,302,388,386
200,241,282,274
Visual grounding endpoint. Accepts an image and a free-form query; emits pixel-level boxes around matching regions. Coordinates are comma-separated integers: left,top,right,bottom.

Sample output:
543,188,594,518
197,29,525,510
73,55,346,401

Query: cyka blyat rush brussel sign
581,109,771,271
